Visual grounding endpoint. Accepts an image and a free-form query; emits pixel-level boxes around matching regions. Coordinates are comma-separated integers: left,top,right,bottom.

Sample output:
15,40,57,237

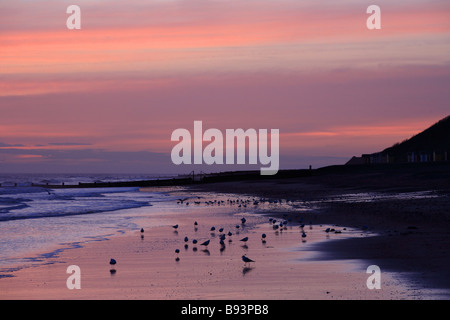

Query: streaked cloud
0,0,449,172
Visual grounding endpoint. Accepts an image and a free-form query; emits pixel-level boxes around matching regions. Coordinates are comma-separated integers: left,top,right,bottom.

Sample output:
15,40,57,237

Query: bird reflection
242,267,254,276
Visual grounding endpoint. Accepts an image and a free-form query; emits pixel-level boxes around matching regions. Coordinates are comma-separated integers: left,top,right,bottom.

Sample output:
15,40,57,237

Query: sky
0,0,449,174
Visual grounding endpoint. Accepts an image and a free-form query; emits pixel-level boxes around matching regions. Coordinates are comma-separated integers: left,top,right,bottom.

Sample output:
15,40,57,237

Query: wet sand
188,164,450,298
0,189,424,300
1,163,449,300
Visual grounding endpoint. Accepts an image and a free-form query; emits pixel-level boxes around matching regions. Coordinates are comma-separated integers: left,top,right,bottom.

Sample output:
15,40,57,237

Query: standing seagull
240,237,249,243
242,255,255,265
261,233,267,243
109,259,117,275
200,239,210,247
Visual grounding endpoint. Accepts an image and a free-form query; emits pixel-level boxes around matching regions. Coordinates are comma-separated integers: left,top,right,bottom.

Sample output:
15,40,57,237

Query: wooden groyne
1,162,448,189
16,169,314,189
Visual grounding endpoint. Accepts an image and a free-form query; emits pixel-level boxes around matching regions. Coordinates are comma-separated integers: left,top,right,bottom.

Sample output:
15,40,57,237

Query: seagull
241,217,246,224
200,239,210,247
109,258,116,265
242,255,255,264
184,236,189,242
240,237,249,243
302,232,307,241
172,224,179,230
210,226,216,232
192,239,198,244
261,234,267,244
140,228,144,233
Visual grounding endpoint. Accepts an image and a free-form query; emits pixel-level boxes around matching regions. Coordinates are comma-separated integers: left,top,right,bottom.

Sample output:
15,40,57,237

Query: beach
1,166,449,300
0,190,410,300
188,163,450,298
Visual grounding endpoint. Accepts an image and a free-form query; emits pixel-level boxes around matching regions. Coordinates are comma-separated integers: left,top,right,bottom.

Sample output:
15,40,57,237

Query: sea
0,173,179,275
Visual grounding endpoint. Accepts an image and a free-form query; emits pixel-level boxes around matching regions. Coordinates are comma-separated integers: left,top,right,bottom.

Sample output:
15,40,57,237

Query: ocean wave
0,186,152,222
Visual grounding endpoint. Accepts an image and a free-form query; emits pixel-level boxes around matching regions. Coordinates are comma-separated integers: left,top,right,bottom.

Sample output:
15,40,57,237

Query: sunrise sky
1,0,449,173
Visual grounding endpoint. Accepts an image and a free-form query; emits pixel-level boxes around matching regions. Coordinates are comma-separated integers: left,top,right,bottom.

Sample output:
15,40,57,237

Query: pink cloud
0,0,449,171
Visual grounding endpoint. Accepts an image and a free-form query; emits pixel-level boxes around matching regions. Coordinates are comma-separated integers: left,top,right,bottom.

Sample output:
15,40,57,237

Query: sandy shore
188,164,450,298
1,164,449,300
0,187,431,300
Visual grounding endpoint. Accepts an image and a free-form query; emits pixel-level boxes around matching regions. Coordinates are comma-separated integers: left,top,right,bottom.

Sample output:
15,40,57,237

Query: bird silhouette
109,258,116,265
240,237,249,242
242,255,254,264
261,233,267,243
200,239,210,246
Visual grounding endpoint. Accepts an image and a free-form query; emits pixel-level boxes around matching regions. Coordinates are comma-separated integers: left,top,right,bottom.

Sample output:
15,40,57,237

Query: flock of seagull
108,196,347,273
108,216,258,272
176,197,293,209
170,216,257,266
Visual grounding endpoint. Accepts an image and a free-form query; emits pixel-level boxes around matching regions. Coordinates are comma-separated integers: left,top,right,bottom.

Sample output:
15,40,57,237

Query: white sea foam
0,174,178,273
